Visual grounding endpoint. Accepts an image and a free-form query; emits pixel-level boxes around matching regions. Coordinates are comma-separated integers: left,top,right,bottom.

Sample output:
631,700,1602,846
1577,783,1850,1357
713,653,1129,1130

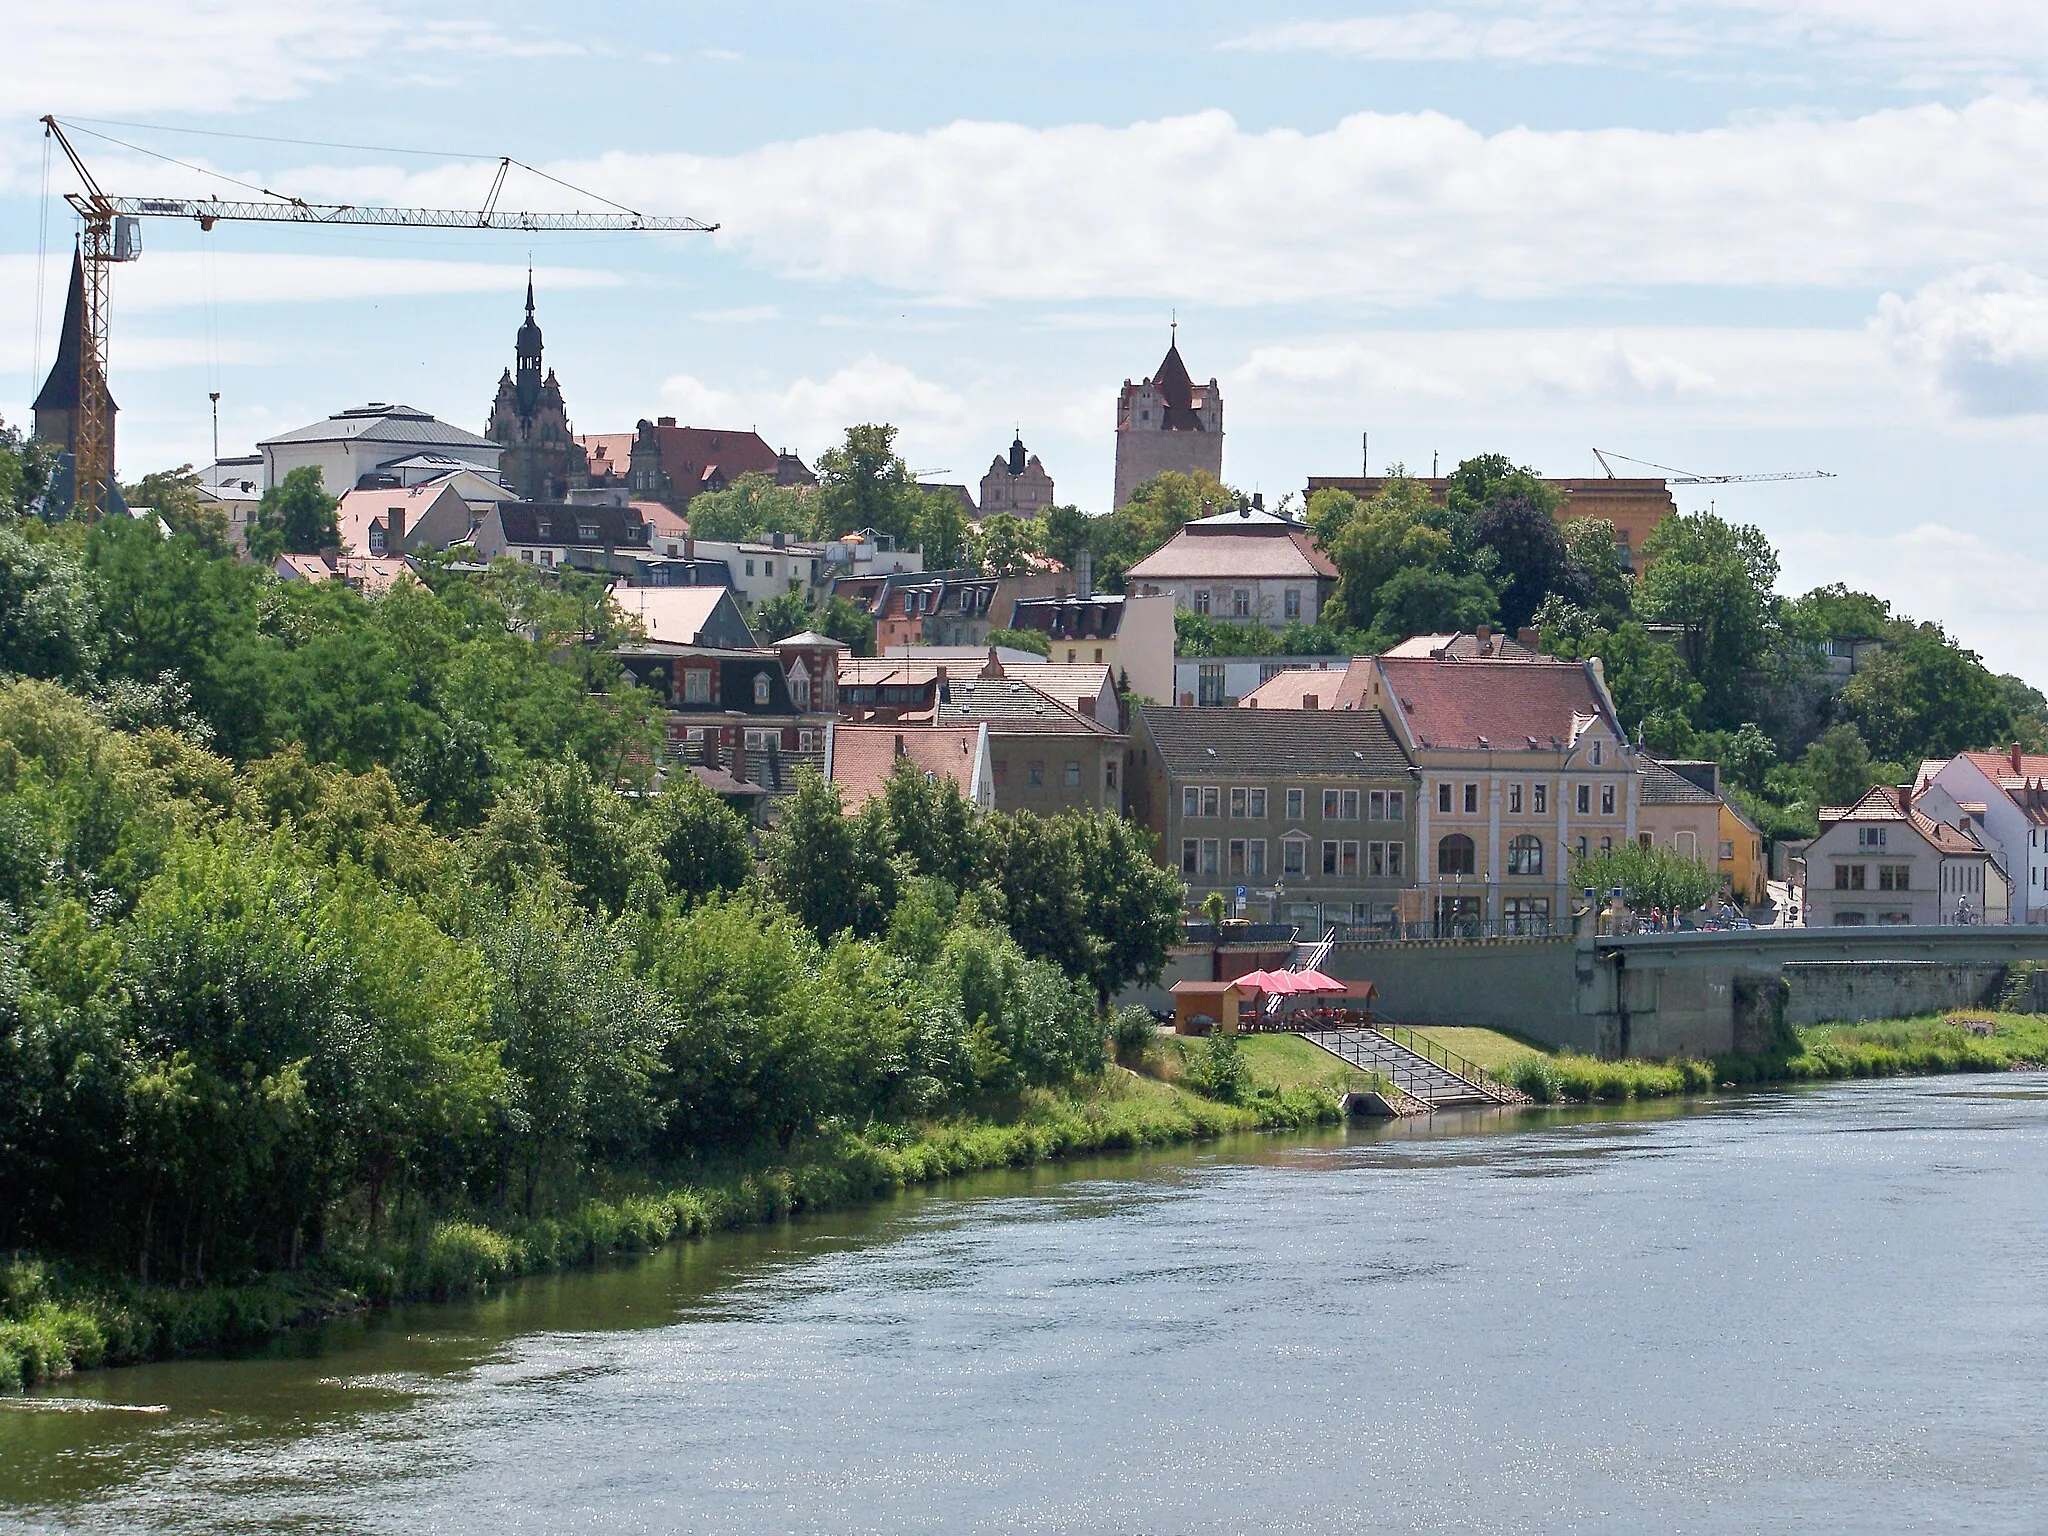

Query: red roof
577,425,778,503
1821,784,1991,856
831,724,982,808
1127,527,1336,582
1375,656,1618,751
1240,662,1368,711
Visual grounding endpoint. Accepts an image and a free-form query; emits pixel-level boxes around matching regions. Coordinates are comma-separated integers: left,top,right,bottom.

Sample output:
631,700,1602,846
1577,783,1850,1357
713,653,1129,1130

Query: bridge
1309,926,2048,1060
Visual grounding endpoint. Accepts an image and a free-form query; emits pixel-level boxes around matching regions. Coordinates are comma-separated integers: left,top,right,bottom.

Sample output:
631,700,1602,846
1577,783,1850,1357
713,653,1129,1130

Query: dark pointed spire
34,243,107,414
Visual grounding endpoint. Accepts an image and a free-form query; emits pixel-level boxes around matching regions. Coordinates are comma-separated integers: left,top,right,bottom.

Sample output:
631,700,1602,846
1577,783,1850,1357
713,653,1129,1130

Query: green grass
1409,1026,1549,1076
1235,1033,1383,1095
0,1066,1336,1394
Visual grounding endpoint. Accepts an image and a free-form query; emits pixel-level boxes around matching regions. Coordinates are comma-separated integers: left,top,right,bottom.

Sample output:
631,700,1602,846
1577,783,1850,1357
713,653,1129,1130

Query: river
5,1075,2048,1533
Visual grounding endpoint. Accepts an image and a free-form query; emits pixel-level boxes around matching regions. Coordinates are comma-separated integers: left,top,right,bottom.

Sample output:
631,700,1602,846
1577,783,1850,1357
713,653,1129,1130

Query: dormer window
578,522,599,541
753,672,772,706
368,524,387,555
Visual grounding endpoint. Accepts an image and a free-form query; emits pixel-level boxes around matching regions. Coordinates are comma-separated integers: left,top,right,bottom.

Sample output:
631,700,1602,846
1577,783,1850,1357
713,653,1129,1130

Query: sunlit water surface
5,1076,2048,1533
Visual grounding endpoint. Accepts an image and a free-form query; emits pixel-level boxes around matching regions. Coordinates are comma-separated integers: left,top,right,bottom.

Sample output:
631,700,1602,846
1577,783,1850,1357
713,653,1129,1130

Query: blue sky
10,1,2048,681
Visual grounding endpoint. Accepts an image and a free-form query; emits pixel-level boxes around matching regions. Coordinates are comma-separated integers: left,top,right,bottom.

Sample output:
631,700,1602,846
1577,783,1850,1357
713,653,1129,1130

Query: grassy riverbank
0,1064,1337,1393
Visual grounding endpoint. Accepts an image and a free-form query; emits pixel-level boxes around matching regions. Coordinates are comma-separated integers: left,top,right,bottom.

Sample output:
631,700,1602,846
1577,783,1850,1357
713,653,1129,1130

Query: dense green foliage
1570,841,1721,914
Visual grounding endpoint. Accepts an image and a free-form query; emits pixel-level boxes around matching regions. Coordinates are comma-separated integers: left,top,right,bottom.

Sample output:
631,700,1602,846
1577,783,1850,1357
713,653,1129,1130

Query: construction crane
1591,448,1836,485
39,115,717,518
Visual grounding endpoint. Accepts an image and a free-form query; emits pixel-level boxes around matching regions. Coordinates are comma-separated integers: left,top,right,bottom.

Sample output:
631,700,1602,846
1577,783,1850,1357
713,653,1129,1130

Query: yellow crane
39,115,717,518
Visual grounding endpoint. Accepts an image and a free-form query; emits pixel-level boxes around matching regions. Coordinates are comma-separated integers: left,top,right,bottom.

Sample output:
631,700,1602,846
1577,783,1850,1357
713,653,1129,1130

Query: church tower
1113,324,1221,511
486,275,588,501
32,246,117,501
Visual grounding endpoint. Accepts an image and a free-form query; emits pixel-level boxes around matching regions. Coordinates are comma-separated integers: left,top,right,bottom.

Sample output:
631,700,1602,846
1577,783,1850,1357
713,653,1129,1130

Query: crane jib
87,195,716,233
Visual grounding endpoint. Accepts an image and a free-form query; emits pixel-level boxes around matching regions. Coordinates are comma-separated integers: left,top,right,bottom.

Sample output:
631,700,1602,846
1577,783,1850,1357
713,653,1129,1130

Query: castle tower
1113,326,1221,510
977,430,1055,519
486,274,588,501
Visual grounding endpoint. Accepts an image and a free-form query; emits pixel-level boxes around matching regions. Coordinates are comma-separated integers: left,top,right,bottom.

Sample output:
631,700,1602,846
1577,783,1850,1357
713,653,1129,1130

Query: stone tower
1113,328,1221,510
977,431,1055,518
486,275,588,501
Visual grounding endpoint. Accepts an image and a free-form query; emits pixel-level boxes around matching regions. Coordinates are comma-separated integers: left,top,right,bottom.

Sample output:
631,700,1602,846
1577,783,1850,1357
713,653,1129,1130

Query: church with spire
486,275,588,501
32,246,117,509
1113,322,1222,510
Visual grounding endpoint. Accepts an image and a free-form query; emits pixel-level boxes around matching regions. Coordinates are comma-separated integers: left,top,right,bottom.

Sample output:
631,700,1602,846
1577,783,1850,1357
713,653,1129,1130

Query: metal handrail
1376,1023,1492,1089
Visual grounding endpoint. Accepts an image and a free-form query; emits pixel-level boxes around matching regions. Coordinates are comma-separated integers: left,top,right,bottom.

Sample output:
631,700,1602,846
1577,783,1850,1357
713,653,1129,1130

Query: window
1028,761,1045,788
368,523,387,555
1507,834,1544,876
1341,789,1360,820
1601,784,1616,816
1600,837,1612,851
1675,831,1696,857
1283,838,1306,876
1064,761,1081,788
1321,840,1339,876
1368,843,1385,876
744,728,780,752
994,759,1008,785
1202,787,1220,818
683,668,712,705
1534,784,1548,815
1720,840,1735,860
752,672,772,706
1182,786,1200,819
798,729,821,753
1437,833,1476,875
1576,836,1588,859
790,674,811,709
1231,787,1248,818
1858,827,1888,849
1439,782,1453,814
1503,897,1551,934
1229,839,1246,876
1577,784,1591,815
1387,791,1404,822
1286,788,1305,820
745,559,756,577
1192,589,1211,615
1464,783,1479,815
1879,864,1911,891
1249,840,1267,876
1369,790,1386,820
1591,741,1603,767
1249,788,1267,819
1342,841,1359,877
1198,664,1227,707
521,549,532,562
763,559,775,577
1182,840,1199,875
1106,761,1117,790
1387,842,1404,877
1834,911,1868,925
1284,588,1302,620
1835,864,1867,890
1232,589,1251,618
1508,783,1523,814
1202,840,1219,876
1324,789,1340,819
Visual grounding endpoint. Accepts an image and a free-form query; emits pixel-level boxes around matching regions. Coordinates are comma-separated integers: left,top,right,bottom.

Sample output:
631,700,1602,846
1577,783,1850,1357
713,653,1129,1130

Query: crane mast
37,115,716,519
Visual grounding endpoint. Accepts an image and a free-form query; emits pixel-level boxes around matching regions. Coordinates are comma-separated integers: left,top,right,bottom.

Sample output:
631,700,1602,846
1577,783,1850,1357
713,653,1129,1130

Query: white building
1919,749,2048,924
1125,507,1338,631
258,403,503,495
1802,783,2005,927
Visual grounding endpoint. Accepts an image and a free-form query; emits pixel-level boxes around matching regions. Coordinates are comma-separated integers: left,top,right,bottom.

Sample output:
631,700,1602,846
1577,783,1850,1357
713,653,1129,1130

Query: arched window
1437,833,1476,876
1507,834,1544,876
753,672,772,706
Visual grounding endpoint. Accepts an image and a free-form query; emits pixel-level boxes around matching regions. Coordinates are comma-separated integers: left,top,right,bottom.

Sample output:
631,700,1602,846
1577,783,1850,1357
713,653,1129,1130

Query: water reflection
7,1075,2048,1533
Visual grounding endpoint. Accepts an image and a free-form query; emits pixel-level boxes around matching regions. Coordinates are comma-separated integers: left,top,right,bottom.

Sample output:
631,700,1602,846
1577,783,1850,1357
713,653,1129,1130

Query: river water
6,1075,2048,1533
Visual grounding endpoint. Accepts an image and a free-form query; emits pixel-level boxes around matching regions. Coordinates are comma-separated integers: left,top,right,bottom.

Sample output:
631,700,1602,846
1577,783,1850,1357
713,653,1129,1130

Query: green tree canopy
249,466,339,562
1571,841,1721,914
682,472,812,543
813,424,922,544
1637,511,1782,730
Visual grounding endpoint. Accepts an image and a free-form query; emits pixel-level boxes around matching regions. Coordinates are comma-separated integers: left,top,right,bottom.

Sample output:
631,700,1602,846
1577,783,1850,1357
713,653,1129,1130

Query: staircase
1298,1025,1530,1109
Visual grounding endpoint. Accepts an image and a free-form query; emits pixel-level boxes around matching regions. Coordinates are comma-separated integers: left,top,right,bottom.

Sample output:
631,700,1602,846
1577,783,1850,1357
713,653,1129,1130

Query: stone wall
1782,961,2007,1026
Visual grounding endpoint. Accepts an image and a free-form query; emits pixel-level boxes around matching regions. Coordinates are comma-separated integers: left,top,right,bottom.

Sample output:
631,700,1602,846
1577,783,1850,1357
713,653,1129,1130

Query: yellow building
1720,798,1766,907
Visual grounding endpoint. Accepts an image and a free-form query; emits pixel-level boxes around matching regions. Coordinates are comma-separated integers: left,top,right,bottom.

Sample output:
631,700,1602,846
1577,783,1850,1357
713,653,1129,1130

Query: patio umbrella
1231,969,1276,994
1288,968,1348,994
1258,970,1302,995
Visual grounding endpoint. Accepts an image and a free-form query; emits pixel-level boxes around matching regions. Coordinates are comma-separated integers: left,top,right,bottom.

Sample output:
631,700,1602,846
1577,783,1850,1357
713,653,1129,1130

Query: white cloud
1873,265,2048,416
659,355,971,458
1226,2,2048,82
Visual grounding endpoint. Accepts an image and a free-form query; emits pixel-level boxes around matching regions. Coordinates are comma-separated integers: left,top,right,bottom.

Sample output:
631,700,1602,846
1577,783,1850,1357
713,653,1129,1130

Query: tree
1836,621,2014,761
751,589,815,643
1070,811,1184,1011
1470,478,1566,632
1636,511,1780,730
1323,475,1455,630
0,416,57,517
248,466,339,561
682,472,810,543
1559,517,1633,629
1570,841,1720,914
985,625,1051,657
813,424,921,544
1372,565,1498,637
913,489,970,571
1795,723,1874,806
0,521,101,682
124,465,231,554
1038,504,1093,570
646,773,752,903
970,512,1039,576
1720,722,1777,793
876,756,984,891
763,771,893,939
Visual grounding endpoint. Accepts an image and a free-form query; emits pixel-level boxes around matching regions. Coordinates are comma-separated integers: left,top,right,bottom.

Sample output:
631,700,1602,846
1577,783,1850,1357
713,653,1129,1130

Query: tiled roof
1640,758,1720,806
773,629,851,650
335,483,463,554
1375,656,1620,751
273,554,332,582
1820,784,1992,855
1140,705,1411,778
1008,594,1130,640
611,587,741,646
1018,664,1116,722
1126,526,1337,582
1382,631,1542,660
832,725,983,808
492,502,650,549
940,677,1115,735
1240,662,1369,712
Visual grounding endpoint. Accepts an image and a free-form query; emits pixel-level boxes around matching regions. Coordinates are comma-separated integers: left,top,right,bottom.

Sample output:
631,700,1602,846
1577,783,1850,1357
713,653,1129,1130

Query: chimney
895,733,906,756
684,536,695,561
1517,627,1537,649
1897,783,1914,819
1475,624,1492,653
1303,694,1320,711
1076,548,1094,599
1251,491,1264,511
387,506,406,552
2012,742,2025,773
657,415,677,427
1180,692,1195,706
1077,697,1096,721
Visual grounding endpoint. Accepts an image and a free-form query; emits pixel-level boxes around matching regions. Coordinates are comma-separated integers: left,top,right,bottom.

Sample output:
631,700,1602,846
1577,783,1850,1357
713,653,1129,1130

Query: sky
8,0,2048,682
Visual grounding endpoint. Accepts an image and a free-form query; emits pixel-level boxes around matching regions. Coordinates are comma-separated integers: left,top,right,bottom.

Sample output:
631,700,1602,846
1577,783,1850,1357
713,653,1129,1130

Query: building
31,249,114,507
840,652,1120,732
484,278,590,501
470,501,652,570
1130,706,1416,930
1304,474,1676,572
614,637,834,796
1224,631,1540,713
1114,333,1223,510
978,434,1055,519
1353,652,1640,933
609,585,759,650
260,403,503,496
1382,629,1545,661
938,674,1125,816
1125,507,1338,631
689,534,828,610
830,724,994,811
1720,797,1767,907
1635,759,1724,870
1919,748,2048,924
1006,592,1175,704
334,481,474,557
576,419,810,511
1802,783,2004,927
1177,655,1353,709
272,552,414,598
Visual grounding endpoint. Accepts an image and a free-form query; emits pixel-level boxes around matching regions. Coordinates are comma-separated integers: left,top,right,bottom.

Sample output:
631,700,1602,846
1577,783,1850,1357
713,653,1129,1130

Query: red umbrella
1289,968,1348,994
1232,969,1276,994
